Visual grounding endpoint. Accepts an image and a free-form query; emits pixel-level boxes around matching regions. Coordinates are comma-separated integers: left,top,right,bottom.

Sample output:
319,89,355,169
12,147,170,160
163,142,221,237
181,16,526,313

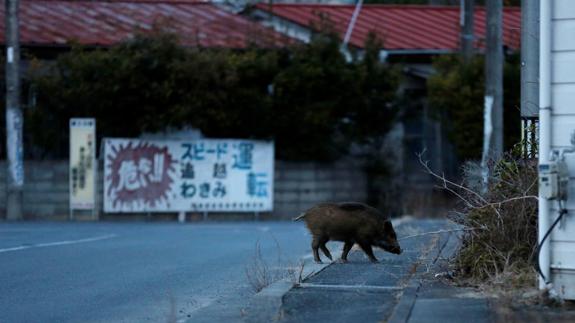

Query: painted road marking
0,234,118,254
0,229,56,233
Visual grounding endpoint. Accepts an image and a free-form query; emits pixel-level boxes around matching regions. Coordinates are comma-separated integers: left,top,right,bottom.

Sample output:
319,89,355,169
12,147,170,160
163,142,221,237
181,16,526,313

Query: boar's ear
383,221,392,230
383,221,397,240
383,221,395,234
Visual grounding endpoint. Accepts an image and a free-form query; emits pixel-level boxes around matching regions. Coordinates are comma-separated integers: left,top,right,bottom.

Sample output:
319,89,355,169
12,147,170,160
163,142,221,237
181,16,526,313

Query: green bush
428,54,520,161
29,32,399,161
29,33,189,157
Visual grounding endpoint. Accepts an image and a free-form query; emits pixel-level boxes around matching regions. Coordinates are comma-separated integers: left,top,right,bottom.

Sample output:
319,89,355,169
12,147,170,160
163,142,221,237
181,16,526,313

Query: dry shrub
449,155,538,287
245,239,303,293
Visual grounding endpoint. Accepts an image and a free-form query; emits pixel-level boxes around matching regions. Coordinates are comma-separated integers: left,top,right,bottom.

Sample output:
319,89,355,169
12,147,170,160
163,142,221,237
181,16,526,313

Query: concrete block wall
0,161,71,219
0,160,368,220
273,160,368,218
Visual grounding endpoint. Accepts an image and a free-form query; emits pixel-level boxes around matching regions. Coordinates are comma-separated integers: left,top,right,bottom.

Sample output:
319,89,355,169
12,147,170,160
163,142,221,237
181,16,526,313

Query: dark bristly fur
294,202,402,263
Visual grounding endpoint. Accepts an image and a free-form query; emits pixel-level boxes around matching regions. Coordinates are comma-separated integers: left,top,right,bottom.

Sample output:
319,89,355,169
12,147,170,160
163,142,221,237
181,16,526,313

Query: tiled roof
0,0,292,48
255,4,521,51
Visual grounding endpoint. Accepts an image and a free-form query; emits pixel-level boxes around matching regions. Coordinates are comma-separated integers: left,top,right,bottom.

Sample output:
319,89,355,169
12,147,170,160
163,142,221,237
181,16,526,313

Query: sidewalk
245,219,495,323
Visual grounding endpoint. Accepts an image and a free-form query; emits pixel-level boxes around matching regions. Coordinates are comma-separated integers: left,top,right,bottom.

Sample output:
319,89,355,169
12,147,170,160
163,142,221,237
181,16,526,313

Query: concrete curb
243,261,332,322
244,279,296,323
387,279,421,323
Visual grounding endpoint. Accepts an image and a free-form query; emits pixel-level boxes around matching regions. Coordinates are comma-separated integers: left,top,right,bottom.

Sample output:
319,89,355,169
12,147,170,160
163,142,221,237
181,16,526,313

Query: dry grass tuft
245,239,304,293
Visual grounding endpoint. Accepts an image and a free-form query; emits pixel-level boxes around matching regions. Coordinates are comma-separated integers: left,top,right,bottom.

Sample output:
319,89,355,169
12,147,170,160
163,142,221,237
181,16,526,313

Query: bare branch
476,195,539,209
417,151,503,220
433,184,476,209
524,177,538,196
399,227,483,241
418,152,490,205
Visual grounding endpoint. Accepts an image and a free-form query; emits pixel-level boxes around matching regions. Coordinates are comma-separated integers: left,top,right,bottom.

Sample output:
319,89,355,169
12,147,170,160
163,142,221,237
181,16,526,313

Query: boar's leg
340,241,354,263
320,242,333,261
357,240,378,263
311,237,323,263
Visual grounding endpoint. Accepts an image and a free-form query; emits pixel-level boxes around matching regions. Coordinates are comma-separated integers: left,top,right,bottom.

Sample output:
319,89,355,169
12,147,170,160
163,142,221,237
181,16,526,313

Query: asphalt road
0,221,311,323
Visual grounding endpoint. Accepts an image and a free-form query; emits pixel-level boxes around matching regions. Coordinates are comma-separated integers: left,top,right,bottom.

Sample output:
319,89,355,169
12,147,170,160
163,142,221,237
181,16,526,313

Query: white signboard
103,138,274,213
70,118,96,210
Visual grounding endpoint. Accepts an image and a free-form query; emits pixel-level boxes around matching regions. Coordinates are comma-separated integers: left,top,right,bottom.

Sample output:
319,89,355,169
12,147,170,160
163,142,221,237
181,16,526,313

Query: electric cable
536,199,568,283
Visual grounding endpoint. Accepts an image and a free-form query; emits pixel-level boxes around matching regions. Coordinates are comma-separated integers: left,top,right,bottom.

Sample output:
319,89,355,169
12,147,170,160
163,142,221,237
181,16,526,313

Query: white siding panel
554,20,575,51
548,153,575,209
550,0,575,298
552,51,575,84
550,204,575,238
551,115,575,147
554,0,575,20
550,153,575,215
550,269,575,300
551,241,575,269
560,152,575,177
552,84,575,115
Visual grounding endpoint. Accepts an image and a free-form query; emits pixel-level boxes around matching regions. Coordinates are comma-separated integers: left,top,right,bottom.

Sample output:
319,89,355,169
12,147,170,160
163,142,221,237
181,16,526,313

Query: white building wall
549,0,575,299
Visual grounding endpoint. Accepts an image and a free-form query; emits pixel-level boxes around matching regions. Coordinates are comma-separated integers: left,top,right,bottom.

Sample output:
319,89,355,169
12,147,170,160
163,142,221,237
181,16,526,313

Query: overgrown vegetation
28,31,399,161
428,54,521,161
422,146,538,289
453,157,538,288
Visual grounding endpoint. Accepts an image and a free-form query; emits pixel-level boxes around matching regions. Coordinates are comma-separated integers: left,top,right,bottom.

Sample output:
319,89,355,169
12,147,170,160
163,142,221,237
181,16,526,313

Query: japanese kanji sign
103,138,274,213
70,118,96,210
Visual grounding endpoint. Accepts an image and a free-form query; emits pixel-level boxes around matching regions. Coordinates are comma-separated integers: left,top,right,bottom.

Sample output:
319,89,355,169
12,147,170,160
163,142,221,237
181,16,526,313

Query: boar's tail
292,212,306,221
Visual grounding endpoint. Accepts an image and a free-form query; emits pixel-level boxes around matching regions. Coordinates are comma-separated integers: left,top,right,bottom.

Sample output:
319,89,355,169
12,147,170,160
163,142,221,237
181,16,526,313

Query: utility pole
460,0,475,63
520,0,539,158
481,0,503,188
5,0,24,220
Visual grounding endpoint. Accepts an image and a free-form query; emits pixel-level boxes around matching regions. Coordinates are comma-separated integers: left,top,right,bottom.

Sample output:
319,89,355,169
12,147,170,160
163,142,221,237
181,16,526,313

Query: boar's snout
382,242,402,255
377,240,402,255
390,245,402,255
379,221,402,255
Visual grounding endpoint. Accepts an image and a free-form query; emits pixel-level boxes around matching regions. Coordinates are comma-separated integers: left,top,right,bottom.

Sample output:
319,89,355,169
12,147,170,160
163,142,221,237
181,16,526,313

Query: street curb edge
387,279,421,323
243,260,333,322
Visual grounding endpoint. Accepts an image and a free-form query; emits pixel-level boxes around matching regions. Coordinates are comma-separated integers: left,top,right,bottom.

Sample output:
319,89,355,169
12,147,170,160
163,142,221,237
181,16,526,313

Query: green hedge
427,54,520,161
29,32,399,161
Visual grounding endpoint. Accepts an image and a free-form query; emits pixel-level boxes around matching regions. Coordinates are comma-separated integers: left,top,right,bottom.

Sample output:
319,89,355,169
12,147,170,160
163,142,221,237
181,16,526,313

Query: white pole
342,0,363,49
538,0,552,290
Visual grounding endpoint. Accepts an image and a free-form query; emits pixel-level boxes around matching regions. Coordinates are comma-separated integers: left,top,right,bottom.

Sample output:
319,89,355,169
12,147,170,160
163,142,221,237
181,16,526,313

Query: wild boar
294,202,401,263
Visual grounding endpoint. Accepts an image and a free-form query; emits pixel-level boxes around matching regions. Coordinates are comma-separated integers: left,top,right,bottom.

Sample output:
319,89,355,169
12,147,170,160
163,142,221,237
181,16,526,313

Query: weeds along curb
244,261,332,323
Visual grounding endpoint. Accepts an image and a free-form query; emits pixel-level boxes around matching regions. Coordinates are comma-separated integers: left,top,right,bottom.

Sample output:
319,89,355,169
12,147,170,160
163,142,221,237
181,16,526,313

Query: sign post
70,118,97,220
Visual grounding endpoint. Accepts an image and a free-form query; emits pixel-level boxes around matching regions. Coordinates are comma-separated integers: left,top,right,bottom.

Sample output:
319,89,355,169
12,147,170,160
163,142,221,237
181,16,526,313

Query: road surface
0,221,311,323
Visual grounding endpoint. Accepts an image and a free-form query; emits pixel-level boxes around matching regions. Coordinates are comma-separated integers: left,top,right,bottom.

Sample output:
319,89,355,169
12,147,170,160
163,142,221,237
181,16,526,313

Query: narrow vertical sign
70,118,96,210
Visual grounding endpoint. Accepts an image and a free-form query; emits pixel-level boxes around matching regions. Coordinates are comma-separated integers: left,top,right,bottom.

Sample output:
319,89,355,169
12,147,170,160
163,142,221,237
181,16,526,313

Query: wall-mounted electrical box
539,161,569,201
